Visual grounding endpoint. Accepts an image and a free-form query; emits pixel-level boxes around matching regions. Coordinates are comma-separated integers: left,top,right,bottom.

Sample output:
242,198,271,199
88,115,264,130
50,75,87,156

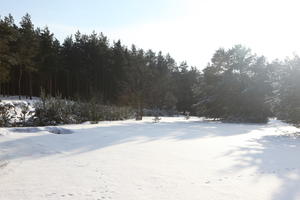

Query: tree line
1,13,300,124
0,14,199,118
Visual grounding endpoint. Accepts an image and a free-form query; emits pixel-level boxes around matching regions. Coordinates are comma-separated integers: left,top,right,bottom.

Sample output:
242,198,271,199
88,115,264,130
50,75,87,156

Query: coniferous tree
274,56,300,125
36,27,61,96
0,14,18,95
0,13,201,118
173,62,199,113
194,45,271,123
122,45,151,120
16,13,39,99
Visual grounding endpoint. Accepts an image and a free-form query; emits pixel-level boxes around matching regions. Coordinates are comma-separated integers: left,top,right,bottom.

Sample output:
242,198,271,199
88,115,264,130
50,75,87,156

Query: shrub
19,102,34,126
30,95,134,126
153,116,161,123
185,111,190,120
0,102,15,127
31,95,78,126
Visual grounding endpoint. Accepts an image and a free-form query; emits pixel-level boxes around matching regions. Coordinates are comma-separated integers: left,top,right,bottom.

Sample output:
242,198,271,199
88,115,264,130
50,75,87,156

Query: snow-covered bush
80,103,133,122
152,109,161,123
31,96,78,126
0,102,15,127
30,95,134,126
0,100,36,127
153,116,161,123
18,103,34,126
185,111,190,120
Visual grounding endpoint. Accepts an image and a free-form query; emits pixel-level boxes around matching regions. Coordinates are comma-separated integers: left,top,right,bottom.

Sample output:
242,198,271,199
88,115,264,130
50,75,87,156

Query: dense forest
0,14,198,117
1,14,300,125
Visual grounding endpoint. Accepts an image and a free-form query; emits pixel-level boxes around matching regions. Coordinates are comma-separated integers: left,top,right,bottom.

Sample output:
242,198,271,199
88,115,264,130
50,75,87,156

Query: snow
1,117,300,200
0,96,39,104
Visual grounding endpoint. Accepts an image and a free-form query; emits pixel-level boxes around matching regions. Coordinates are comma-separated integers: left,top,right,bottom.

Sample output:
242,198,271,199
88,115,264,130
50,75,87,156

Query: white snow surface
0,96,39,105
1,117,300,200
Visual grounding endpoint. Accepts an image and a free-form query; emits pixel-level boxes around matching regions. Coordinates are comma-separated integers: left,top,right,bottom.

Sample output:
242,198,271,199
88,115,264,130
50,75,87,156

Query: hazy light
46,0,300,68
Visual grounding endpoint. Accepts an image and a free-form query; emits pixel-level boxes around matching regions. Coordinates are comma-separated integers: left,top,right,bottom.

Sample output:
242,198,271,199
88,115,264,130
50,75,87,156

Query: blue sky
2,0,300,68
1,0,184,28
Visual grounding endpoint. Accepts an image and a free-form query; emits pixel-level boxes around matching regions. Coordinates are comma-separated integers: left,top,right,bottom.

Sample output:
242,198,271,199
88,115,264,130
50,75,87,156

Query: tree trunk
49,78,52,96
29,72,33,100
135,97,143,120
54,72,57,96
18,67,23,100
66,72,69,98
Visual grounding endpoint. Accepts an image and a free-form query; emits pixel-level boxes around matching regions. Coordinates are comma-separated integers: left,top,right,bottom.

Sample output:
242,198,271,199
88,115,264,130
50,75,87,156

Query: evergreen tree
274,56,300,125
0,14,18,95
173,62,199,113
0,13,200,117
194,45,271,123
16,13,39,99
36,27,61,96
122,45,151,120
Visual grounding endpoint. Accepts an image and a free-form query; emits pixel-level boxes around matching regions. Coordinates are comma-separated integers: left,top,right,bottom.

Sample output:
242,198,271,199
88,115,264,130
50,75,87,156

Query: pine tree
16,13,39,99
0,13,201,115
36,27,61,96
0,14,18,95
194,45,271,123
275,56,300,125
122,45,151,120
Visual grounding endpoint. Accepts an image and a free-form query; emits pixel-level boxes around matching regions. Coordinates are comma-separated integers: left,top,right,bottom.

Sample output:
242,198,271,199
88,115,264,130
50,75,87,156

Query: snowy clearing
1,117,300,200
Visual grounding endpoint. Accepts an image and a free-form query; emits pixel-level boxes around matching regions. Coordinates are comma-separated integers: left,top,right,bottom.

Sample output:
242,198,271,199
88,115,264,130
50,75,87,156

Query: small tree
152,109,161,123
19,103,33,126
185,111,190,120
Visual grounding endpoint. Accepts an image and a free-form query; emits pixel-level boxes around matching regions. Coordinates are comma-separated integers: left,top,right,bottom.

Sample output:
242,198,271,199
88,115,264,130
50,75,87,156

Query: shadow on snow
222,132,300,200
1,118,300,199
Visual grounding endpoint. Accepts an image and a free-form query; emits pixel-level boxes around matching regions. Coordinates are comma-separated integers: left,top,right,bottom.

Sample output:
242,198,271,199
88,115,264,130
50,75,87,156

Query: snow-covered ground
1,117,300,200
0,95,39,105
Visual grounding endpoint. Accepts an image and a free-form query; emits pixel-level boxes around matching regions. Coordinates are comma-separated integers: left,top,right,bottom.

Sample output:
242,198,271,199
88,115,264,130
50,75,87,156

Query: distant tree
163,91,177,111
0,14,18,95
0,13,203,116
273,56,300,125
110,40,127,102
122,45,151,120
16,13,39,99
194,45,271,123
172,62,199,113
36,27,61,96
146,51,175,110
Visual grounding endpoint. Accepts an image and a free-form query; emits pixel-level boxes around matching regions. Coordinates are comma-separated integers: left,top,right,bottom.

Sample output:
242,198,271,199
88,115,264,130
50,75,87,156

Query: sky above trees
1,0,300,68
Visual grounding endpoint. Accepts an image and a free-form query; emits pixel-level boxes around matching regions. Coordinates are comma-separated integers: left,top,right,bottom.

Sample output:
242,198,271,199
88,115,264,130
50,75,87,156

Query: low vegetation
0,95,133,127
